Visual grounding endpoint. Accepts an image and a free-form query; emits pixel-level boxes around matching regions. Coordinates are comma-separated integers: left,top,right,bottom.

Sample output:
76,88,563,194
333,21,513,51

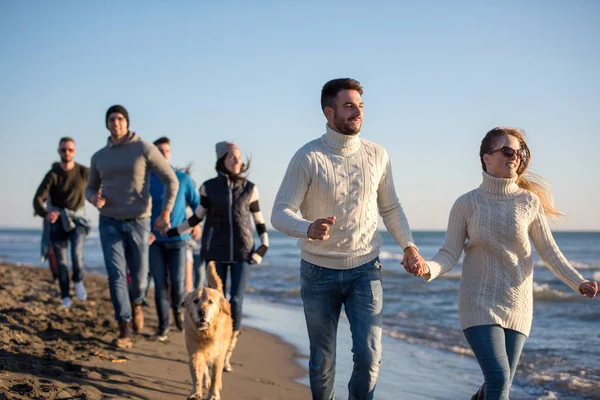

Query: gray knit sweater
86,132,178,220
271,125,416,269
424,171,586,336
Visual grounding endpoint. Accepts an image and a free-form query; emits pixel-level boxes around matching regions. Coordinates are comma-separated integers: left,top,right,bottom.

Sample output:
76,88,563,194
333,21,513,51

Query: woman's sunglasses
488,146,527,160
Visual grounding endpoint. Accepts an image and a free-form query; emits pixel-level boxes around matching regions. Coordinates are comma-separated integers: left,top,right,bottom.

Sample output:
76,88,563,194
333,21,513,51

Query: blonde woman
406,127,597,400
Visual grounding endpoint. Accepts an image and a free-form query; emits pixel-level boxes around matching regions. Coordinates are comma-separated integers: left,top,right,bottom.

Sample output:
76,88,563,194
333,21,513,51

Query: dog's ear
220,295,231,316
182,291,194,308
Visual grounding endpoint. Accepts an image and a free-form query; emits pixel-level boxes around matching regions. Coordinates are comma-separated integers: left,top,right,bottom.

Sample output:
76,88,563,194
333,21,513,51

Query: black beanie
105,105,129,129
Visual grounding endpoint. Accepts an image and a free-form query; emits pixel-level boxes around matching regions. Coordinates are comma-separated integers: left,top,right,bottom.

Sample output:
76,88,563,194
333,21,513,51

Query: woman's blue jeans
463,324,527,400
215,261,249,332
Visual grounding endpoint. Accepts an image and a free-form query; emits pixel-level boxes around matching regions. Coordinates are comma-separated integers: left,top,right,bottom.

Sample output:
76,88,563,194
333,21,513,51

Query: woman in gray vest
168,141,269,369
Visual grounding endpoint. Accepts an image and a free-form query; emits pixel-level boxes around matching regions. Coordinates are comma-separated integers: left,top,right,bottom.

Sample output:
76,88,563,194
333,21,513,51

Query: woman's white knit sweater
424,171,586,336
271,125,416,269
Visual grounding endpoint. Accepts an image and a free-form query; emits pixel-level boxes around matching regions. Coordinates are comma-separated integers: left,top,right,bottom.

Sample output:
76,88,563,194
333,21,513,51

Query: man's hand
89,192,106,209
45,211,60,224
149,233,156,245
580,281,598,299
191,225,202,241
154,209,172,235
401,246,428,276
307,217,335,240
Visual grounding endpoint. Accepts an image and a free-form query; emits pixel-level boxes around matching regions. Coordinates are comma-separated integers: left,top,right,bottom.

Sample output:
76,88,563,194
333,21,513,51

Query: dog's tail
206,261,224,295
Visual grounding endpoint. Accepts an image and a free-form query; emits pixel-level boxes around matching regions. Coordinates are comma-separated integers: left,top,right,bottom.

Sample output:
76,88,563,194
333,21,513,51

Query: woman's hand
402,255,429,277
580,281,598,299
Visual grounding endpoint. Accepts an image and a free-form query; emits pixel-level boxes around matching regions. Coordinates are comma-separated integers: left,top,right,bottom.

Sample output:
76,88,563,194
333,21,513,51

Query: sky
1,0,599,230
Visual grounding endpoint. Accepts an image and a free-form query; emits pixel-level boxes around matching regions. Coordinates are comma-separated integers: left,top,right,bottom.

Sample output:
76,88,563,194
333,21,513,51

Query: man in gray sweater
86,105,178,348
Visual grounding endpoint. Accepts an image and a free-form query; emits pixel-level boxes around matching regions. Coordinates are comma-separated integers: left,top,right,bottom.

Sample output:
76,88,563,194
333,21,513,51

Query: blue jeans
149,240,187,331
300,258,383,400
463,325,527,400
193,254,205,289
50,221,86,299
215,261,249,332
98,216,150,322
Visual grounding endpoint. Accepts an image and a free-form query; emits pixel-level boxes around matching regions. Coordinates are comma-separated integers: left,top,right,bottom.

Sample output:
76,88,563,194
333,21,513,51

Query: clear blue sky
1,0,598,230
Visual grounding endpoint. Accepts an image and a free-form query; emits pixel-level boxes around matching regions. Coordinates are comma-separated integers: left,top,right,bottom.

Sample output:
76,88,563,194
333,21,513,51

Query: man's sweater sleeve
271,149,313,238
146,144,178,211
376,153,416,251
85,155,101,202
33,171,54,217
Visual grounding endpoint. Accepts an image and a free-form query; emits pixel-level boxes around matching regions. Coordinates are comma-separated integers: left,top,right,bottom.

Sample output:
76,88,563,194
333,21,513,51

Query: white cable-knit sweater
424,171,586,336
271,125,416,269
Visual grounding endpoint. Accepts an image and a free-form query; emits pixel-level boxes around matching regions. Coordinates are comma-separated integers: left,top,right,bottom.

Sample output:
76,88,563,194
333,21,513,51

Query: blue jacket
150,168,200,241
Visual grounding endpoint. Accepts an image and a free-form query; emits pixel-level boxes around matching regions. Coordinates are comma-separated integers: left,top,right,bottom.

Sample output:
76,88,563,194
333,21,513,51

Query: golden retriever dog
182,261,233,400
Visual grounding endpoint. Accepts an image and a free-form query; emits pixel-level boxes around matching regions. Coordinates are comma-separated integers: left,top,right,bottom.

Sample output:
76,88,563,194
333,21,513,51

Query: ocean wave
379,251,403,260
532,283,581,302
383,328,473,357
533,260,599,270
527,372,600,398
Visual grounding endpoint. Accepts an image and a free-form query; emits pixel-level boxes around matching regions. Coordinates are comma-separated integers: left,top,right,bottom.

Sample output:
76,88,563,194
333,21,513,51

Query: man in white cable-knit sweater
271,78,424,400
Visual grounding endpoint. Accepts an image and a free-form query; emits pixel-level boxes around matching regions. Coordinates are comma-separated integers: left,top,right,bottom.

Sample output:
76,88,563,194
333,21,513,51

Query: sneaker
173,308,184,332
61,297,72,309
131,302,144,333
153,328,169,342
74,281,87,301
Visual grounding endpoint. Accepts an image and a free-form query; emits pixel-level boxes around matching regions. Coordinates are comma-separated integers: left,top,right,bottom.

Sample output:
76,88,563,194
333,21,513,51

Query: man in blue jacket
149,136,200,341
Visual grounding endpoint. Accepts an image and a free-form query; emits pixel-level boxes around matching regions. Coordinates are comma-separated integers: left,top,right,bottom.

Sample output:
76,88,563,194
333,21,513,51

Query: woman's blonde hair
479,127,563,220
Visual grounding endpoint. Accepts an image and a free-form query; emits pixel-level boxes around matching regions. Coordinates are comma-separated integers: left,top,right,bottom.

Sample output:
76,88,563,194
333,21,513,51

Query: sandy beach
0,263,310,399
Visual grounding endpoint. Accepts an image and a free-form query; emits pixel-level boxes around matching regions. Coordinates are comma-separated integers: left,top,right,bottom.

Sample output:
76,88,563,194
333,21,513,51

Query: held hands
579,281,598,299
401,247,428,276
44,211,60,224
154,210,172,235
307,216,336,240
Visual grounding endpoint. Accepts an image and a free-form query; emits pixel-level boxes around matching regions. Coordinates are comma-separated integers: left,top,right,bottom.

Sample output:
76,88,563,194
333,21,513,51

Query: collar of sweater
480,171,520,195
320,124,361,157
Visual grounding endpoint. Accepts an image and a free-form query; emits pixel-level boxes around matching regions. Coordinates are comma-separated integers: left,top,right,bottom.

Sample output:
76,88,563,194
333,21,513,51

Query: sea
1,228,598,399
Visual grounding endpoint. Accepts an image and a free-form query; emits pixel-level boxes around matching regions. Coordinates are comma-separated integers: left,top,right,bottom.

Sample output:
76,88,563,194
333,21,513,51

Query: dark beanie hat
105,105,129,129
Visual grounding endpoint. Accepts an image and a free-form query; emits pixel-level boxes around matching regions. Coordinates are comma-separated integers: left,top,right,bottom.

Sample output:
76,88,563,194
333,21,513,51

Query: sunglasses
488,146,527,160
59,148,75,153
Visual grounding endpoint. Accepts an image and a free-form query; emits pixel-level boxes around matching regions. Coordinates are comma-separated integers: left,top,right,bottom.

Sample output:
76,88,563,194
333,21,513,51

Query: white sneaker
74,281,87,301
61,297,72,309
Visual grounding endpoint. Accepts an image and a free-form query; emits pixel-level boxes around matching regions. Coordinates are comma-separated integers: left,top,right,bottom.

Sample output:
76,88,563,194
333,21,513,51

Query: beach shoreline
0,263,310,399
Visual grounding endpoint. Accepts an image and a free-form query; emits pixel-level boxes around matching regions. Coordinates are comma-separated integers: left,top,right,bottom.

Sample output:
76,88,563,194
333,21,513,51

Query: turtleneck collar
480,171,520,195
321,124,361,157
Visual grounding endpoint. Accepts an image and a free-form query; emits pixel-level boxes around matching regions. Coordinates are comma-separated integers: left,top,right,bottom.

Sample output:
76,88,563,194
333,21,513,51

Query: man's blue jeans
300,258,383,400
149,240,187,331
98,216,150,322
463,324,527,400
215,261,249,332
50,221,86,299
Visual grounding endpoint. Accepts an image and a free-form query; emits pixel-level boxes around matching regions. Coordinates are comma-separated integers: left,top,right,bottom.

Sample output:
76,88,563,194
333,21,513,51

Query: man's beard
333,113,361,135
60,155,72,163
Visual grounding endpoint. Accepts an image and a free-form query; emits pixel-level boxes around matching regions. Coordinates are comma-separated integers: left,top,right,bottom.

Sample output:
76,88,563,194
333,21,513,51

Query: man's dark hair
59,137,75,146
320,78,363,111
153,136,170,146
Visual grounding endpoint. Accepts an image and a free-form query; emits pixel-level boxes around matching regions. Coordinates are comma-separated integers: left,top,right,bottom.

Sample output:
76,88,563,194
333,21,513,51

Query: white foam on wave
529,372,599,396
534,260,599,270
532,282,577,301
379,251,403,260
